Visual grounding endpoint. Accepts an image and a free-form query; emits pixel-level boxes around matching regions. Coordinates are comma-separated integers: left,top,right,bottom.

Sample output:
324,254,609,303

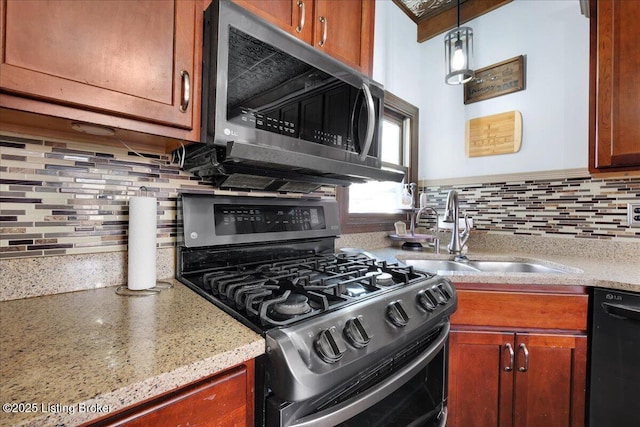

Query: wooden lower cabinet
84,360,254,427
447,286,588,427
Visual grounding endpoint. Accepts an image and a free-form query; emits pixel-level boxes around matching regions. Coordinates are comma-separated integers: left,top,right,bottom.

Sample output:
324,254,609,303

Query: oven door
280,323,449,427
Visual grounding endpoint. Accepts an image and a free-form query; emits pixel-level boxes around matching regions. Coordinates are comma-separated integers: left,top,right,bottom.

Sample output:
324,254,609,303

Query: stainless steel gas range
176,193,457,427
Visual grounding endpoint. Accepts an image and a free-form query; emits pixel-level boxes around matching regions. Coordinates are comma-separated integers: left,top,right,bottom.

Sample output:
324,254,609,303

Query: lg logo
223,128,239,137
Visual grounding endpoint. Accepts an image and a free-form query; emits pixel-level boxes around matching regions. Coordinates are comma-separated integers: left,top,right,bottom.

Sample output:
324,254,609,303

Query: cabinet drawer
452,290,588,331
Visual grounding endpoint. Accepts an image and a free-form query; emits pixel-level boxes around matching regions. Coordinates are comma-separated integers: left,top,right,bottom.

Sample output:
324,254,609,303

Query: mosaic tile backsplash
0,133,332,259
1,132,638,260
420,177,639,240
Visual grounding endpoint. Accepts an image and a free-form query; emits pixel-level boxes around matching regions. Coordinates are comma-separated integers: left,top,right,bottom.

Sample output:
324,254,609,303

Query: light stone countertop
1,235,637,426
0,281,265,427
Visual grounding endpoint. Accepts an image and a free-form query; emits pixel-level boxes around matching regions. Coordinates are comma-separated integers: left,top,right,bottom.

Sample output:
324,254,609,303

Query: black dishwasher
589,288,640,427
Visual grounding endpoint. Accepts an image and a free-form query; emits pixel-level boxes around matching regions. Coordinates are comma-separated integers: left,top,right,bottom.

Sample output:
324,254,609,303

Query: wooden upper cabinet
313,0,374,75
232,0,313,44
590,0,640,172
0,0,200,142
232,0,374,75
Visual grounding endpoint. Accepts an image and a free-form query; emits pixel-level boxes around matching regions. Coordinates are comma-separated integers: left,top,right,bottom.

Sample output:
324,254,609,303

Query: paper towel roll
127,196,157,290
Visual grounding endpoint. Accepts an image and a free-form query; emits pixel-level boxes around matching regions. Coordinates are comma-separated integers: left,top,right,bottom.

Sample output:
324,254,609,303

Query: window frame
337,91,419,234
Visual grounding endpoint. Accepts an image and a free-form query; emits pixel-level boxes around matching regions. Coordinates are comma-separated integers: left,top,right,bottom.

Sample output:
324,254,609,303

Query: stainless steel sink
404,259,568,274
465,261,566,274
404,260,481,273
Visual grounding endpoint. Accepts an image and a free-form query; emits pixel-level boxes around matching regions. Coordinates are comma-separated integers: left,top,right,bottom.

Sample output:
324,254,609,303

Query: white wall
373,0,590,181
372,0,425,107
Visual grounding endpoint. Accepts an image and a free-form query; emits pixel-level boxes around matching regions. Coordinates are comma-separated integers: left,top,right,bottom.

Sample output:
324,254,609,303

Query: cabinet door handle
180,70,190,113
296,1,305,33
318,16,327,47
504,343,514,372
518,343,529,372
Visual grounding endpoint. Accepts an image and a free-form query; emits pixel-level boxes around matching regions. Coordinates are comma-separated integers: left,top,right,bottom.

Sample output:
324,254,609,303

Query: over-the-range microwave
182,0,405,193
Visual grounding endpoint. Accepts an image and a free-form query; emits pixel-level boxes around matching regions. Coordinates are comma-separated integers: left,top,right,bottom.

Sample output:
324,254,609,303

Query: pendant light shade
444,0,474,85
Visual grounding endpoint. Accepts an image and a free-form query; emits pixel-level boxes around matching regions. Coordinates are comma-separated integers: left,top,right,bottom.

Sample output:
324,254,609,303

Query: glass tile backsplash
0,133,333,259
1,133,638,260
420,177,639,240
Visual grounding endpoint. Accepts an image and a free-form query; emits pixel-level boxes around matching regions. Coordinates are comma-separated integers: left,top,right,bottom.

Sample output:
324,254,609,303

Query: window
337,91,418,233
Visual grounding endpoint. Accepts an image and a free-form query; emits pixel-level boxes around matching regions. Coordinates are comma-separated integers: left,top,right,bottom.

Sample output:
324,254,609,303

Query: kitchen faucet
442,189,470,258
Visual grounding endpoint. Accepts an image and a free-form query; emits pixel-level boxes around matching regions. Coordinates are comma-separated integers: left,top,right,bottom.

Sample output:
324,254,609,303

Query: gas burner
365,270,395,286
375,272,394,286
273,293,312,316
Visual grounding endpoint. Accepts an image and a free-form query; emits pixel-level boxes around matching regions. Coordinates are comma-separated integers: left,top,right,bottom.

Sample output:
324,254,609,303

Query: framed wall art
464,55,525,104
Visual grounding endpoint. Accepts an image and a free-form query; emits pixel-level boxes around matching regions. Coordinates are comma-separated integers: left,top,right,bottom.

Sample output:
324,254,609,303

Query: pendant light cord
456,0,461,42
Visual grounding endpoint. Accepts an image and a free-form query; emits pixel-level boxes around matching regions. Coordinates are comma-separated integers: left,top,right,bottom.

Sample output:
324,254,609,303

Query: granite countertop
368,247,640,292
0,281,265,427
1,237,637,426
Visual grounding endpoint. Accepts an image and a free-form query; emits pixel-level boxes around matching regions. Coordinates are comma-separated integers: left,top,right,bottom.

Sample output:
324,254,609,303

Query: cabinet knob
180,70,190,113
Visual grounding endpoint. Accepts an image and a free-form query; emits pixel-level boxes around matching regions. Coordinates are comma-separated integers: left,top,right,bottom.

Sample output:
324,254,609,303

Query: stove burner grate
188,253,431,329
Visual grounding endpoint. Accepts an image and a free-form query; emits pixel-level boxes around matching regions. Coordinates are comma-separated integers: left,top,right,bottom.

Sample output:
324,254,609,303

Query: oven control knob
417,289,437,311
315,327,347,364
344,316,373,348
432,285,449,304
386,300,410,327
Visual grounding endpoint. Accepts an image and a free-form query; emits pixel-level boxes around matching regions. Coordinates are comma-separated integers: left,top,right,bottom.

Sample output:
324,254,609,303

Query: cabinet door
448,330,515,427
0,0,196,130
86,363,253,427
313,0,374,75
513,333,587,427
591,0,640,171
232,0,313,44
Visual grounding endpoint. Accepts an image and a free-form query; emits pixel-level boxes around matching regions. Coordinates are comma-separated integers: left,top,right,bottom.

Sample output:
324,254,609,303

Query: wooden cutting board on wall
465,110,522,157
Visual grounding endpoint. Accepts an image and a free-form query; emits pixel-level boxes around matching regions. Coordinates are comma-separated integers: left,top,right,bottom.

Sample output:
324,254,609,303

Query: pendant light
444,0,474,85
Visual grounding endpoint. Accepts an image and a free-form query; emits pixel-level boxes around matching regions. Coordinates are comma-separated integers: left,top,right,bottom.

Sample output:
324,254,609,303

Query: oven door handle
288,321,450,427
